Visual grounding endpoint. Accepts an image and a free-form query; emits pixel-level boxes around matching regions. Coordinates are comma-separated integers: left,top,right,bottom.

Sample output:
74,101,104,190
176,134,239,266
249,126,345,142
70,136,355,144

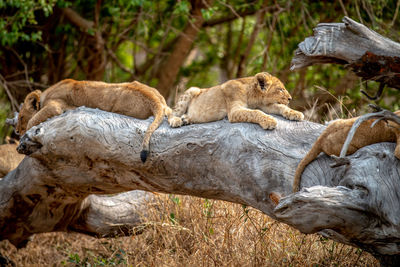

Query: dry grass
0,194,378,266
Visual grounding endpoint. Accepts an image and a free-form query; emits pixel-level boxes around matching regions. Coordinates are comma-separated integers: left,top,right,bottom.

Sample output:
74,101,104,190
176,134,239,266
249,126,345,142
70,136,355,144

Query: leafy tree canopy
0,0,399,140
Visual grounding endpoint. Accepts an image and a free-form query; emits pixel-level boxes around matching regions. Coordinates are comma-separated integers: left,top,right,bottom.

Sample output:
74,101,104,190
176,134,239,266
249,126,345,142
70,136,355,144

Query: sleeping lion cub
292,112,400,192
168,72,304,129
15,79,172,163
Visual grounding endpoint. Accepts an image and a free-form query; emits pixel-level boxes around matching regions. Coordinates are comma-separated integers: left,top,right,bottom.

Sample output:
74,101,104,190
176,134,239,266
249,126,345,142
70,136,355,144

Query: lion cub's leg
168,87,201,128
394,132,400,160
228,107,277,130
261,104,304,121
168,116,184,128
26,100,72,130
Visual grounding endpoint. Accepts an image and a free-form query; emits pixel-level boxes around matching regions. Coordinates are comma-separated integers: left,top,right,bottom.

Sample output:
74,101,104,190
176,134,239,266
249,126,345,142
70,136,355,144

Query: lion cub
293,112,400,192
16,79,173,163
168,72,304,129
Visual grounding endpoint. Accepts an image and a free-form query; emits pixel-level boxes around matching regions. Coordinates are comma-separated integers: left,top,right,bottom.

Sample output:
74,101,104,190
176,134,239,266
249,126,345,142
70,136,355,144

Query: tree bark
61,7,105,80
291,16,400,92
0,156,158,248
2,107,400,263
155,0,211,98
236,2,268,77
202,4,280,28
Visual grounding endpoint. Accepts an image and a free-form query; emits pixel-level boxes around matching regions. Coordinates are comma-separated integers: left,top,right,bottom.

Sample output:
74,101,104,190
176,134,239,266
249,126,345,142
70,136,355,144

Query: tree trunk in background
2,107,400,265
61,6,105,80
236,1,268,77
155,0,210,98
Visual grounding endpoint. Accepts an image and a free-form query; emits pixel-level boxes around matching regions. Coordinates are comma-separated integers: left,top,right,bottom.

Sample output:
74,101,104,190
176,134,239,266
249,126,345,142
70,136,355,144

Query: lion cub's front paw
168,116,183,128
181,114,190,126
283,110,304,121
260,117,277,130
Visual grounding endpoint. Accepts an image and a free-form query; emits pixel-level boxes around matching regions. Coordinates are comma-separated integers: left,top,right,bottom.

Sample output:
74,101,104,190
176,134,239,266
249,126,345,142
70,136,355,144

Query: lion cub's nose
288,97,292,101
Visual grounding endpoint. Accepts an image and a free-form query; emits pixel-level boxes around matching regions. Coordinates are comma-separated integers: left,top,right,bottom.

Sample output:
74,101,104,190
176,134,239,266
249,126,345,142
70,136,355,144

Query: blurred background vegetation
1,0,400,142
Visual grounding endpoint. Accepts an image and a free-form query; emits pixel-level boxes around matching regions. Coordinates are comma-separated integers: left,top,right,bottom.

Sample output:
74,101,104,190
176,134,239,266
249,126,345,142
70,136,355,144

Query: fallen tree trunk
288,16,400,265
1,107,400,264
0,142,158,241
291,16,400,98
0,156,158,247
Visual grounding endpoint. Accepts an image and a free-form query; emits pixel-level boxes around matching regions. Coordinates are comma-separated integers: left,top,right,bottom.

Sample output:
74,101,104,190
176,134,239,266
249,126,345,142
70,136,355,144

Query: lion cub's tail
292,139,323,192
140,105,170,163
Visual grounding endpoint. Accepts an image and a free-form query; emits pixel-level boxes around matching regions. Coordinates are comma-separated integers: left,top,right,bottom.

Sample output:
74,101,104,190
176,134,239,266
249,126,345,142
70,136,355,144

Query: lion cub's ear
24,90,41,111
255,72,272,91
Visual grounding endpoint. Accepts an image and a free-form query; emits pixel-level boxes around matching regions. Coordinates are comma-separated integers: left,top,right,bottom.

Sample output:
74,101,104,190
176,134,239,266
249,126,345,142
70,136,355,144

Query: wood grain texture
290,16,400,98
291,16,400,70
1,107,400,260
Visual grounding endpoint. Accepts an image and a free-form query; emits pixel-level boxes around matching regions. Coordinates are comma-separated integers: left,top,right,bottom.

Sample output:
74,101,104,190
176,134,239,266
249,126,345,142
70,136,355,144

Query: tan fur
0,142,24,177
16,79,173,162
168,72,304,129
293,111,400,192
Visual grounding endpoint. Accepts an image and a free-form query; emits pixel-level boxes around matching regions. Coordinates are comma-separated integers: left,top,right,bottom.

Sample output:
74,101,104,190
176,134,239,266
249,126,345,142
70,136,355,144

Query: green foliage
169,194,181,205
240,204,250,223
1,0,400,142
173,1,190,16
0,0,59,46
62,249,127,266
0,89,13,143
168,194,181,224
203,198,213,218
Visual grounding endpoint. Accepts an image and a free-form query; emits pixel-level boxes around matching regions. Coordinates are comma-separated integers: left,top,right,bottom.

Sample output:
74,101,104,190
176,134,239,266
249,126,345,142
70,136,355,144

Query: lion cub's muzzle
279,98,290,105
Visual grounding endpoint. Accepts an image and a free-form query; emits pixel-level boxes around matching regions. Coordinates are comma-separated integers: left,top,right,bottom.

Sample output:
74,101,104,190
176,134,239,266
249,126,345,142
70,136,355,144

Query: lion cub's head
16,90,41,135
253,72,292,105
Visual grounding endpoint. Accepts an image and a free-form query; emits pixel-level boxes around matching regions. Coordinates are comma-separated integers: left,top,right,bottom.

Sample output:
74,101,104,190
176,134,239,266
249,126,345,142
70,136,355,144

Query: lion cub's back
111,81,161,119
187,86,227,123
43,79,161,119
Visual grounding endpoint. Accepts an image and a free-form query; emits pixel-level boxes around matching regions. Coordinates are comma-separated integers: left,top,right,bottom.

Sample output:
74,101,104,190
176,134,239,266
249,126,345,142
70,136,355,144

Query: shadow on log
1,107,400,265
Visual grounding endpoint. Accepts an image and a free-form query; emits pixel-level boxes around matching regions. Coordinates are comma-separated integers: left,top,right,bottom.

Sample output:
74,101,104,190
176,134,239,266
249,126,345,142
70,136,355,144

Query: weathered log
0,158,158,248
1,107,400,263
0,139,157,241
5,112,18,127
291,16,400,96
69,190,158,237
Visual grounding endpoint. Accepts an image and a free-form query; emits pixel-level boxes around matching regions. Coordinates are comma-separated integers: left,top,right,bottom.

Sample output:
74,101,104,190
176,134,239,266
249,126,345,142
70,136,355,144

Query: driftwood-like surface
1,107,400,262
291,16,400,95
0,157,158,247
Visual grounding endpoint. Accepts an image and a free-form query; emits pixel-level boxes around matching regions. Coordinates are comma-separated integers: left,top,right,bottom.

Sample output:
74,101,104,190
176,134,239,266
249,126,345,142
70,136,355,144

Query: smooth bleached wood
1,107,400,263
291,16,400,94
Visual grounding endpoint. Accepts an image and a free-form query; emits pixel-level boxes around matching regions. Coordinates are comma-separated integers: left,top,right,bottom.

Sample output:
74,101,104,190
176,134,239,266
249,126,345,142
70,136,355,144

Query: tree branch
2,107,400,262
69,191,158,237
61,8,94,32
155,0,211,98
236,1,268,77
291,16,400,93
202,5,281,27
60,7,106,80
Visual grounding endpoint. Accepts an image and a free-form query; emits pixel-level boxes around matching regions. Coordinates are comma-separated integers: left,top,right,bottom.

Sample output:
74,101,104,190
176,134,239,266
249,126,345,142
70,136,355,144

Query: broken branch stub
5,112,18,126
291,16,400,94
